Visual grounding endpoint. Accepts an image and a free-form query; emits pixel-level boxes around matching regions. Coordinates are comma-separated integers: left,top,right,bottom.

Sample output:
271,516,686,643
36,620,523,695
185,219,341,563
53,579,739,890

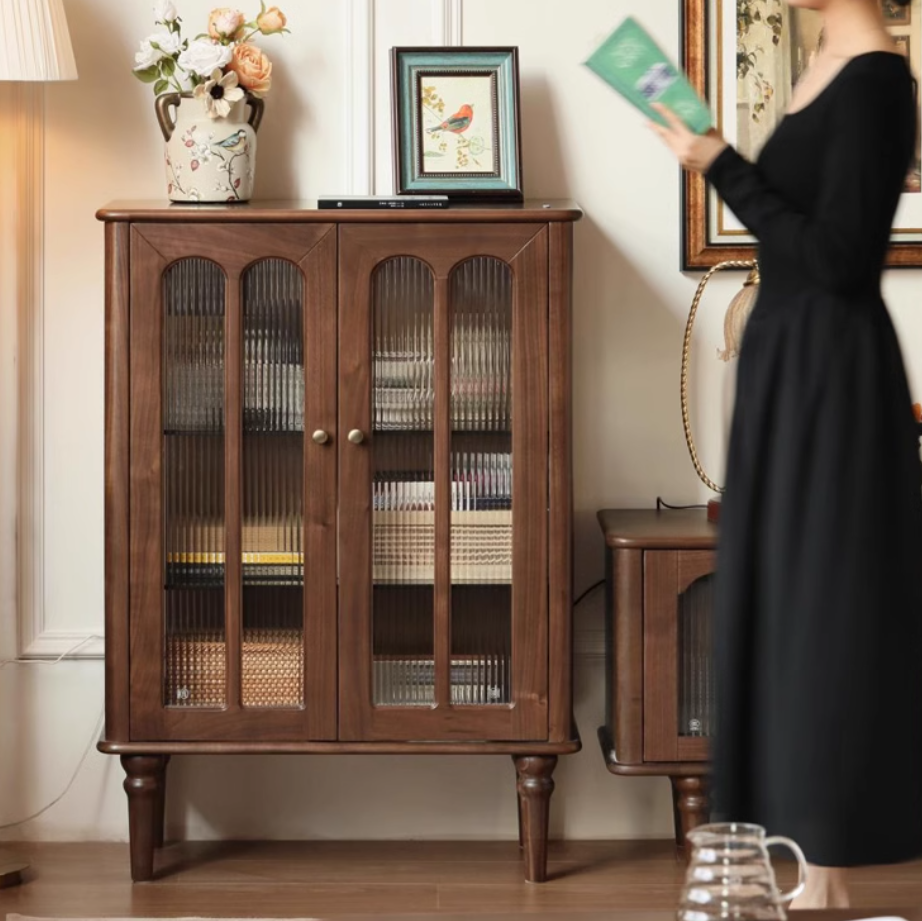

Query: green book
584,16,713,135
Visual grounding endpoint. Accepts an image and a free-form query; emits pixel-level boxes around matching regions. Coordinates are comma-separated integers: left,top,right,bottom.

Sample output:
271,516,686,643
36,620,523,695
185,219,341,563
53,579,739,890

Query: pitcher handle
765,836,808,903
247,95,265,133
155,93,182,142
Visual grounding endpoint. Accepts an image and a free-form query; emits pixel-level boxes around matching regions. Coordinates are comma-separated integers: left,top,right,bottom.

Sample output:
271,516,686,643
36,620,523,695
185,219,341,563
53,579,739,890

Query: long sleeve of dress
705,66,911,295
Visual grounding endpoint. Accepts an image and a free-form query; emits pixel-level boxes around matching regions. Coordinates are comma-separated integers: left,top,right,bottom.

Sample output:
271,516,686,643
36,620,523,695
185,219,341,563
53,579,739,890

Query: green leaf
134,65,161,83
149,41,162,51
154,79,170,95
161,56,176,76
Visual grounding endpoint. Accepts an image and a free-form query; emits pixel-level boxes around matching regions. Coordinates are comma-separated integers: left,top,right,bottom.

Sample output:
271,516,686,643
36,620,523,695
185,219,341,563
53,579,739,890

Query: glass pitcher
678,823,808,921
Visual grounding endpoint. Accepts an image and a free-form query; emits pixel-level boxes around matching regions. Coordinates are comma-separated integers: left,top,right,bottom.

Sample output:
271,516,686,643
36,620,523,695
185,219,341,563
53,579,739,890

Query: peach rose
257,6,287,35
208,8,245,41
228,42,272,96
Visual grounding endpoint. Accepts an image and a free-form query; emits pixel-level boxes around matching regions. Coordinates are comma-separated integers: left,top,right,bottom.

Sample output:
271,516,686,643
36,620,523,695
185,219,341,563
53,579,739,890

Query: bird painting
212,129,249,155
427,104,474,135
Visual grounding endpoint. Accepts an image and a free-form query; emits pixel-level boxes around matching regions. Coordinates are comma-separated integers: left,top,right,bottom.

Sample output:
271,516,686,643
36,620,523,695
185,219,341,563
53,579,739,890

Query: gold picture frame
682,0,922,268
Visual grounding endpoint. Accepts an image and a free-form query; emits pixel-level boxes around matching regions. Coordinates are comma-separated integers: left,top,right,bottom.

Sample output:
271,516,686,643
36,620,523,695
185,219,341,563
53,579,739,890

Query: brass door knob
312,430,330,445
347,429,365,445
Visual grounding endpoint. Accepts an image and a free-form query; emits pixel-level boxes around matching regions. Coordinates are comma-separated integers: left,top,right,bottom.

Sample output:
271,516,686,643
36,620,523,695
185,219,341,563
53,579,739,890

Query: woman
652,0,922,909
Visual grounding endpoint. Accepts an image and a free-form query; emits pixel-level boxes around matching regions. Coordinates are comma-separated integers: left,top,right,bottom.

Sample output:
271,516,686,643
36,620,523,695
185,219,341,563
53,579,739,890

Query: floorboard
0,841,920,916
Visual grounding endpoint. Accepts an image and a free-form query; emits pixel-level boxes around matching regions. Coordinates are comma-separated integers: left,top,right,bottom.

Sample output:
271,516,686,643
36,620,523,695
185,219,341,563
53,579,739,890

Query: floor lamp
0,0,77,890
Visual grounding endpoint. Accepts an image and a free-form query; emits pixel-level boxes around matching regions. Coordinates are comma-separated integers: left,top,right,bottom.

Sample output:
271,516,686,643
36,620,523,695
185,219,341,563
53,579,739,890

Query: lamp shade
0,0,77,81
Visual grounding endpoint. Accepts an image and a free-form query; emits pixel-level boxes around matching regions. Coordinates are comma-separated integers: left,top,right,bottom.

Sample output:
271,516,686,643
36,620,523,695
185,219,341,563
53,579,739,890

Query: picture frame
895,34,912,59
391,47,524,201
883,0,911,25
682,0,922,268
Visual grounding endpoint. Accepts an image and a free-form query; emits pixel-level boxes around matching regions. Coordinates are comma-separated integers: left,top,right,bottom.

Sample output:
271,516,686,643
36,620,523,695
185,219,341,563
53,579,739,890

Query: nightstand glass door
644,550,715,762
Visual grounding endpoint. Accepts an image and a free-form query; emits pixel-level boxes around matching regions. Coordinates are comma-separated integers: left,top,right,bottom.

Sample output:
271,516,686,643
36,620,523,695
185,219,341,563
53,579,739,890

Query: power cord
656,496,707,510
0,633,103,668
0,634,105,830
0,707,104,831
574,579,605,608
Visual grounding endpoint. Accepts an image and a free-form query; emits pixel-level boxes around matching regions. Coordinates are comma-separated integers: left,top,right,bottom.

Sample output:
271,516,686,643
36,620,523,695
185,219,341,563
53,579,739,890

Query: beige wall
1,0,921,843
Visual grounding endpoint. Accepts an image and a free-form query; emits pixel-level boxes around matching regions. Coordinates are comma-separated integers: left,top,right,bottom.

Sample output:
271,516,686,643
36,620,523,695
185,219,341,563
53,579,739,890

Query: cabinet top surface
597,508,718,549
96,199,583,223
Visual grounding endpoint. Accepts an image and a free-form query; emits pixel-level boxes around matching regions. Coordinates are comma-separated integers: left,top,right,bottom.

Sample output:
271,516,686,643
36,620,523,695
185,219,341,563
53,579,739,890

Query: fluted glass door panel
162,258,226,708
371,257,436,706
679,574,715,737
449,258,513,706
242,259,305,708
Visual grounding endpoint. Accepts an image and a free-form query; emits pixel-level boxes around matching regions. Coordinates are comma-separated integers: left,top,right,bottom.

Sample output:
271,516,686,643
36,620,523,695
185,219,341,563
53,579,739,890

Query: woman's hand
649,103,728,173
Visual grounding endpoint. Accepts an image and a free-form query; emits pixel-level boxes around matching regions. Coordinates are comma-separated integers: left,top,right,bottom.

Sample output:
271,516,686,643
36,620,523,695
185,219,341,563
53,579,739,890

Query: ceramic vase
155,91,264,203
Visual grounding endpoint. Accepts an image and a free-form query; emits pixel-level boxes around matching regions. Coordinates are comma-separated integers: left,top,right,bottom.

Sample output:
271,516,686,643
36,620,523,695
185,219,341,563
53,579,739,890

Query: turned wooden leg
154,755,171,849
671,775,709,856
121,755,168,881
514,755,557,883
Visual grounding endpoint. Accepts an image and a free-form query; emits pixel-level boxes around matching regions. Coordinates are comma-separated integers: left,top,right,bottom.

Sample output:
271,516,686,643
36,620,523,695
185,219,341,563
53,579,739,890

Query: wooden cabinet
596,509,716,850
98,201,581,883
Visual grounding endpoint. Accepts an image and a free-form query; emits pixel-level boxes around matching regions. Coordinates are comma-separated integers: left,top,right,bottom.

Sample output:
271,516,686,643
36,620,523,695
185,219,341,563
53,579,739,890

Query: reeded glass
449,258,513,705
162,258,226,708
679,574,714,737
241,259,305,707
371,257,436,706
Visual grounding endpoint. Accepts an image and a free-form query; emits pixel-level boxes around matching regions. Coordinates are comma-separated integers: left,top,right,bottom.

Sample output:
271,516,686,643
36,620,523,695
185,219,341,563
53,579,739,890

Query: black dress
707,51,922,867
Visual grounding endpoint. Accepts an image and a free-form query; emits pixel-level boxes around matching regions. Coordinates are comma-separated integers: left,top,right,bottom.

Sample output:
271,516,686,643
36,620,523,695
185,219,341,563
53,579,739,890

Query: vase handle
155,93,182,142
247,95,265,133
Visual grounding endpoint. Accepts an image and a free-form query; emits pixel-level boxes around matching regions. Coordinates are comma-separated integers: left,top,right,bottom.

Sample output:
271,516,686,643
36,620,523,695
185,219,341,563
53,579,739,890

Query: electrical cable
656,496,707,511
0,706,104,831
0,634,105,829
573,579,605,609
0,634,104,668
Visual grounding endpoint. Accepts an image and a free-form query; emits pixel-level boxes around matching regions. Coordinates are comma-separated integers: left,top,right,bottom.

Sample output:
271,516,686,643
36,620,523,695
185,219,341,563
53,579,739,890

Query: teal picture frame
391,47,523,201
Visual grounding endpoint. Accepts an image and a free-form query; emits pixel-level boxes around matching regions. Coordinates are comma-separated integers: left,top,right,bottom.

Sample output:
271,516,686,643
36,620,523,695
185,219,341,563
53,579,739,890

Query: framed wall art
391,47,524,201
883,0,911,25
682,0,922,268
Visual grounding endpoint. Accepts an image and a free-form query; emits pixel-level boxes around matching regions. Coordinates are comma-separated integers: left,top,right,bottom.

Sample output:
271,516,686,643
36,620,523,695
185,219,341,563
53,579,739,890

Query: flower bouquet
134,1,288,202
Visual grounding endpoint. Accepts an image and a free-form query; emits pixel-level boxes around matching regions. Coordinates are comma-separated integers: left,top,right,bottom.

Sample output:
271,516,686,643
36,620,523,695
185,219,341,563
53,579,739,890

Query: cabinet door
339,224,549,741
644,550,716,762
129,223,337,741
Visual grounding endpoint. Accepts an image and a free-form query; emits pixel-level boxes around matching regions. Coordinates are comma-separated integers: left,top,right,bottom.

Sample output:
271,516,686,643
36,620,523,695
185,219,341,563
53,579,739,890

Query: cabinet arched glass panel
449,258,513,705
679,573,714,737
241,259,306,708
162,258,226,708
371,257,436,705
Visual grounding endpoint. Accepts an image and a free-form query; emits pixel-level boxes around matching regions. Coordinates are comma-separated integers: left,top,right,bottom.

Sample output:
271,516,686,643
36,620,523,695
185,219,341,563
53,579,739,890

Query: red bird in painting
427,104,474,134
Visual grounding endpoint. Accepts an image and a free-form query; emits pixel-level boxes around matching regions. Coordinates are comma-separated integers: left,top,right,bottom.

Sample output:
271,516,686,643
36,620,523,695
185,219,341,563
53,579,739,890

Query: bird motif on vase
212,129,249,155
427,104,474,135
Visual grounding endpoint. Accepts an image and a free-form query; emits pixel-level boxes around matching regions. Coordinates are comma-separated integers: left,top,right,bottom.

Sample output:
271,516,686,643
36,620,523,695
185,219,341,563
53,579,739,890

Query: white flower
153,0,179,23
193,68,245,119
151,28,181,55
134,29,181,70
178,39,232,78
134,38,164,70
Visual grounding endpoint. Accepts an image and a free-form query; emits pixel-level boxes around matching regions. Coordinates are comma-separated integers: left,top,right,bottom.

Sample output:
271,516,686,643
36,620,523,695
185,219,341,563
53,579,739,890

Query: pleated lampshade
0,0,77,81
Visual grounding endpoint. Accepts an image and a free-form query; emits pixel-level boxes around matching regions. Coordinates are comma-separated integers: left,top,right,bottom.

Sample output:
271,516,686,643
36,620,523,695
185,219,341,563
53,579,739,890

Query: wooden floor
2,840,922,917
